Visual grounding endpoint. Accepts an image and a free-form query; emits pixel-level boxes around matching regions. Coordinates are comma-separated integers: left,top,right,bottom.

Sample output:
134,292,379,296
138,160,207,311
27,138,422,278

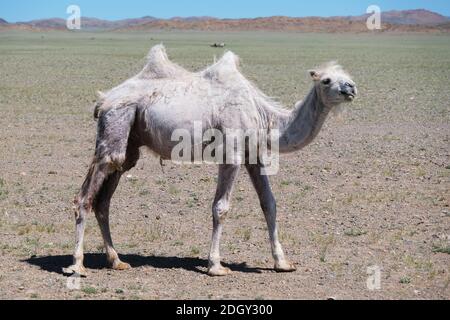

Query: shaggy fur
64,45,357,277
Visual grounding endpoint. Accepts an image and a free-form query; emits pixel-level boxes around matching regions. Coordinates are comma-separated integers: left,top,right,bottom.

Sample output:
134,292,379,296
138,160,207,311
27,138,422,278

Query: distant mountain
381,9,449,25
115,16,450,33
0,18,8,25
11,16,158,31
170,16,217,21
1,9,449,33
23,18,67,30
347,9,449,25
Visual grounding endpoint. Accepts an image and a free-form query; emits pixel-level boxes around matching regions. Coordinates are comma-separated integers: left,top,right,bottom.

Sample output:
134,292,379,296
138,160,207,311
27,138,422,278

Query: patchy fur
65,45,357,277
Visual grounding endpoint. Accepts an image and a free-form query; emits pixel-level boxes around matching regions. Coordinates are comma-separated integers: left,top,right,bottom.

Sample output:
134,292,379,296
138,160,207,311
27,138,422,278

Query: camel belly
136,99,218,160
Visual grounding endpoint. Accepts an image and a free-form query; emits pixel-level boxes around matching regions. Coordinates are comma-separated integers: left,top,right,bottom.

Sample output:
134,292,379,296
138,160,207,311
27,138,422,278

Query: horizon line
3,8,448,24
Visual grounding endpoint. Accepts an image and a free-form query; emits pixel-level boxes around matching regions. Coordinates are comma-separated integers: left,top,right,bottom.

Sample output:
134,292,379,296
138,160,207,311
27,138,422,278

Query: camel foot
207,265,232,277
112,260,131,271
274,261,297,273
63,264,88,277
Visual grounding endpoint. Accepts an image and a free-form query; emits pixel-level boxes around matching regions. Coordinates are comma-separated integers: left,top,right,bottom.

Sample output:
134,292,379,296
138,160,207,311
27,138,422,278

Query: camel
63,45,357,277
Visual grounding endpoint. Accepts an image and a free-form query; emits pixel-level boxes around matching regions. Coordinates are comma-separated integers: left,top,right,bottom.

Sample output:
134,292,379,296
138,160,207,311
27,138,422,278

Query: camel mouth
342,93,355,102
345,94,355,101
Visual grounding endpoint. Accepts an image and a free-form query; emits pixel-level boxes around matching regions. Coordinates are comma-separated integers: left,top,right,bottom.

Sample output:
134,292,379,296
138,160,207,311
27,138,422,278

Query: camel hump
138,44,190,79
202,51,242,83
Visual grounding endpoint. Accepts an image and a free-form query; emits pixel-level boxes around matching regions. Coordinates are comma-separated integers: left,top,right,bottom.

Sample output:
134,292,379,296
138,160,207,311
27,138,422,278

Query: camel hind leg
63,160,113,276
63,105,138,276
93,142,140,270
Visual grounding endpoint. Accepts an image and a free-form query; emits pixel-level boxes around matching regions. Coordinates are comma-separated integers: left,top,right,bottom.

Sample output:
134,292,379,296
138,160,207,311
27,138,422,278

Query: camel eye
322,78,331,85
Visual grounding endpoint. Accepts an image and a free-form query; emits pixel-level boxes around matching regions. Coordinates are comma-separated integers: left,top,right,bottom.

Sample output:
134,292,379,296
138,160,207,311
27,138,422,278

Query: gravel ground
0,31,448,300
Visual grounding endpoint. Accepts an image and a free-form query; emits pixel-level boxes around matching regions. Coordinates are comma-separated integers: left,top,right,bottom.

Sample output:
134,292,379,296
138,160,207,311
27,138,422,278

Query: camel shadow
23,254,272,276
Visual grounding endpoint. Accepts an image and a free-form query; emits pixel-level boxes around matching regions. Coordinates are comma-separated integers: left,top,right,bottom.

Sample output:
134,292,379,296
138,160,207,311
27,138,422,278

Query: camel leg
207,164,240,276
93,145,139,271
63,160,112,276
246,164,296,272
63,105,138,276
93,172,130,270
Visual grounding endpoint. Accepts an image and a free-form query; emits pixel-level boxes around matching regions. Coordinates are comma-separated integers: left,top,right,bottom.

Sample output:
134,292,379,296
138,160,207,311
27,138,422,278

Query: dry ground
0,31,449,299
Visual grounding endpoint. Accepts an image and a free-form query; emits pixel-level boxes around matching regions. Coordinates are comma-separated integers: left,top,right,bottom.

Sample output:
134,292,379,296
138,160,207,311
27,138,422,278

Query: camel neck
278,86,331,153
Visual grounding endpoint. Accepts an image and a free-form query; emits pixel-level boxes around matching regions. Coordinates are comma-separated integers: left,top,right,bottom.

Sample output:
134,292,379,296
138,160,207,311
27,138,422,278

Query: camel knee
99,145,140,173
213,199,230,222
73,194,89,218
97,152,126,172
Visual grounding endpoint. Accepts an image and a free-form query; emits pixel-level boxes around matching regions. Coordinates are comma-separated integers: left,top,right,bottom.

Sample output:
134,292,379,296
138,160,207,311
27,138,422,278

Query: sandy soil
0,32,448,300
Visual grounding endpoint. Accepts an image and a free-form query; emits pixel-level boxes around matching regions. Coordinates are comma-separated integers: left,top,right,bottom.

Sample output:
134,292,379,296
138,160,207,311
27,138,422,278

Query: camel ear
97,91,106,100
309,70,321,81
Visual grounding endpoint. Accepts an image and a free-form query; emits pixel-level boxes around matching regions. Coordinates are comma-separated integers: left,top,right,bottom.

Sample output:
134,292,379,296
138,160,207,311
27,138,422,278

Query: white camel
64,45,357,277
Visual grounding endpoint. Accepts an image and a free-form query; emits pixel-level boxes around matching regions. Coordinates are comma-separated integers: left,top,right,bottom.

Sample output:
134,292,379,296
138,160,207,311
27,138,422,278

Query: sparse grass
344,229,367,237
415,168,426,178
0,178,8,200
342,194,354,205
144,222,164,242
236,228,252,241
399,277,411,284
82,286,98,295
432,244,450,255
190,246,200,256
186,192,200,207
312,234,335,263
16,222,57,236
1,30,450,299
155,179,166,186
139,189,151,196
168,185,180,195
403,255,434,273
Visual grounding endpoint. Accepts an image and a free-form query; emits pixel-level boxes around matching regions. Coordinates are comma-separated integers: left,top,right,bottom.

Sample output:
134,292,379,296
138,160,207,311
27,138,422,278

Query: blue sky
1,0,449,22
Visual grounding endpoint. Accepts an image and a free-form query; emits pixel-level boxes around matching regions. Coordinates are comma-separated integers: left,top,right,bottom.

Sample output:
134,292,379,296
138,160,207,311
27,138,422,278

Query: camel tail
93,91,107,120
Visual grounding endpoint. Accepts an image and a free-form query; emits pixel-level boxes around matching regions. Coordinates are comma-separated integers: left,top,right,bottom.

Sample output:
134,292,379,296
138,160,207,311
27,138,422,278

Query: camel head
309,62,357,106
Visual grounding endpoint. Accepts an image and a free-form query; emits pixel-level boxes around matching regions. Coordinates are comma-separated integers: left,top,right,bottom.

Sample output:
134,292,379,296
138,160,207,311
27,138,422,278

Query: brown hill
347,9,449,25
4,16,158,31
1,9,449,33
115,16,450,33
379,9,448,25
